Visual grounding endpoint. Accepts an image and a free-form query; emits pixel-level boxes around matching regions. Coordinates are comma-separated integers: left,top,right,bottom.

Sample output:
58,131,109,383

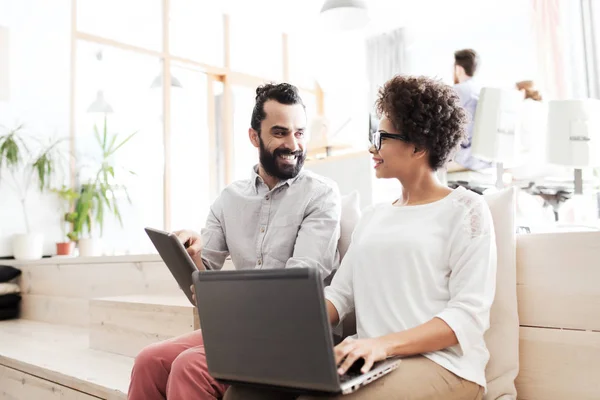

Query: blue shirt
453,79,491,170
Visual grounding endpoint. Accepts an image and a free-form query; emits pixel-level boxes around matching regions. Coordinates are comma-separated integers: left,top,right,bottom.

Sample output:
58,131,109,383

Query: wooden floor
0,320,133,400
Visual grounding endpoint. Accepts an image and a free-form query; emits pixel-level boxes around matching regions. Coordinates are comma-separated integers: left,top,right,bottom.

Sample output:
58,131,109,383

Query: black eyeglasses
370,131,410,151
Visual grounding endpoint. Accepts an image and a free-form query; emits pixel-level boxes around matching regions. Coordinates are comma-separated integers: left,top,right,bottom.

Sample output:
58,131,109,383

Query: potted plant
69,117,137,257
51,185,79,256
0,124,67,260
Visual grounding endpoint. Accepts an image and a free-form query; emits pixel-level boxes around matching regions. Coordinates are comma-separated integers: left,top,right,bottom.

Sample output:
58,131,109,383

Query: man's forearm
380,317,458,357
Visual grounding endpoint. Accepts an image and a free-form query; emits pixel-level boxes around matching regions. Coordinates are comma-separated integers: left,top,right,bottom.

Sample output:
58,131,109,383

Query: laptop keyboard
340,370,363,383
339,360,384,383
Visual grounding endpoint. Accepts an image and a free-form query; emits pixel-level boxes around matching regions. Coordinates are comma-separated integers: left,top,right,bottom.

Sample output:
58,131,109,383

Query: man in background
449,48,491,171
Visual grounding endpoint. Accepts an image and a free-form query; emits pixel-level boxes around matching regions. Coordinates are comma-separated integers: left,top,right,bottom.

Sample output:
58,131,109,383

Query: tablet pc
144,227,199,306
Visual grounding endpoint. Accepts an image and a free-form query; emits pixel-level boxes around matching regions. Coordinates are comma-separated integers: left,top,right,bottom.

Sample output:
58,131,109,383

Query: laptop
192,268,401,395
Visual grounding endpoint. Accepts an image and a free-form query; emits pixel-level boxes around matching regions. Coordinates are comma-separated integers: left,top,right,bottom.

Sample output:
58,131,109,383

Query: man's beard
259,137,305,180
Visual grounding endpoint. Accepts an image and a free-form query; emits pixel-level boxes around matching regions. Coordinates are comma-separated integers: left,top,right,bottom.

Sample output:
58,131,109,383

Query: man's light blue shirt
453,79,491,170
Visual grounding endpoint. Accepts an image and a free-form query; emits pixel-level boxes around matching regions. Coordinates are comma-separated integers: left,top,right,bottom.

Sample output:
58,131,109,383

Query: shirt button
265,195,270,200
260,227,265,233
257,259,262,266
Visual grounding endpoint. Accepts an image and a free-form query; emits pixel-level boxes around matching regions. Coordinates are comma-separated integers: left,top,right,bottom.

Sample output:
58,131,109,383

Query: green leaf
123,187,132,204
107,133,118,155
0,132,22,170
32,152,53,191
65,212,77,223
96,194,104,236
94,124,102,148
85,212,93,235
106,131,137,158
103,116,108,153
114,202,123,227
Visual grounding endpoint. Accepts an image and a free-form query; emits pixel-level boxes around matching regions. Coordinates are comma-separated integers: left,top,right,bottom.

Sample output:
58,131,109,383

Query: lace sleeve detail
453,195,491,239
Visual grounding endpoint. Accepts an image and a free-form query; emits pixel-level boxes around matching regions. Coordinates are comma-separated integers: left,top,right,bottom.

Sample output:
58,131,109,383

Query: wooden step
15,255,234,328
90,295,199,358
0,319,132,399
0,363,100,399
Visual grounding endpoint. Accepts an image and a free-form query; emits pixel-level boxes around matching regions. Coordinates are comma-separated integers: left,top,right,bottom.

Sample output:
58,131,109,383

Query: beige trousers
223,356,483,400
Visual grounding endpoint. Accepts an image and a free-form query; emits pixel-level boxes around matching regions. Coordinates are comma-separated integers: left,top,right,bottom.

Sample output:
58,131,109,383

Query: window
169,65,211,231
77,0,162,51
230,15,282,80
289,33,318,89
169,0,224,67
75,42,164,254
300,90,318,124
232,86,258,182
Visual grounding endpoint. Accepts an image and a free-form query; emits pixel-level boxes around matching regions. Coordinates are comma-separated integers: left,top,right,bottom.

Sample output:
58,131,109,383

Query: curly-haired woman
225,75,497,400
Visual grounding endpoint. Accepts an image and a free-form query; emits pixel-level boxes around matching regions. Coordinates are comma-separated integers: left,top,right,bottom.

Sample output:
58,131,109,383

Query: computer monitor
546,99,600,168
471,87,524,165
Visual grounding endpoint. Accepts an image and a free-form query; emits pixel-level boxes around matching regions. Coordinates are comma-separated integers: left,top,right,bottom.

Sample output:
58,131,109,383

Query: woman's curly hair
375,75,468,170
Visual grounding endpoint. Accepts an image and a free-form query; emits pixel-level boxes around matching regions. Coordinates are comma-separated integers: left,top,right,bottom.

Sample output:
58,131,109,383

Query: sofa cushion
482,187,519,400
0,282,20,295
0,265,21,282
0,306,20,321
338,191,361,261
0,293,21,308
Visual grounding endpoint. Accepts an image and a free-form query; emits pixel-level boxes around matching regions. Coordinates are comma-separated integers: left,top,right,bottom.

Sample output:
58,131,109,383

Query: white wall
402,0,538,89
305,152,401,209
0,0,71,257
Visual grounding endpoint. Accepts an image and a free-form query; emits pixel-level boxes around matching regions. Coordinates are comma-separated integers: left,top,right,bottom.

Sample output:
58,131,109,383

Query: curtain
531,0,569,99
532,0,600,99
580,0,600,98
365,28,406,111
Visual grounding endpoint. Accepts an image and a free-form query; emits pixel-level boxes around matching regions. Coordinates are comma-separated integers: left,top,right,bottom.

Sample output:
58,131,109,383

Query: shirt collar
250,164,303,194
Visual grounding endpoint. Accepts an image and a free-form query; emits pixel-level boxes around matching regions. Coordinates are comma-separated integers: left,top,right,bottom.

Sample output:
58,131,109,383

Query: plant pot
56,241,75,256
78,238,102,257
12,233,44,260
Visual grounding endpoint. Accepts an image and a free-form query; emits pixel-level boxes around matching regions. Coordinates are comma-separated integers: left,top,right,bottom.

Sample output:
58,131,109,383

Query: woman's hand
334,337,389,375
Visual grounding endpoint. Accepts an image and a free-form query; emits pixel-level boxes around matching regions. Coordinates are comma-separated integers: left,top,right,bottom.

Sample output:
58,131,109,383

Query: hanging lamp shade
319,0,369,31
87,90,113,113
150,71,183,89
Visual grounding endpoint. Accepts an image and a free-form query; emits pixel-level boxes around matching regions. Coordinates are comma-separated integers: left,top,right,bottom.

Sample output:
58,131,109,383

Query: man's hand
174,229,204,270
334,337,389,375
190,284,197,306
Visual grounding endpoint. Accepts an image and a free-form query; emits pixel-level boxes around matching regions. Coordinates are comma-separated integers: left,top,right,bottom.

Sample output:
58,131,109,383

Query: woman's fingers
361,355,374,374
334,338,355,365
337,349,363,375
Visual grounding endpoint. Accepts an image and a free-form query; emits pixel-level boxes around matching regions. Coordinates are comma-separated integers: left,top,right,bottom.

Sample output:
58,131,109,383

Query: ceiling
216,0,516,36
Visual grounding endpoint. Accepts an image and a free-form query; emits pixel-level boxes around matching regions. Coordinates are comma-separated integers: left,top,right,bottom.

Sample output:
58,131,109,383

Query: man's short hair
251,83,305,135
454,49,479,77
